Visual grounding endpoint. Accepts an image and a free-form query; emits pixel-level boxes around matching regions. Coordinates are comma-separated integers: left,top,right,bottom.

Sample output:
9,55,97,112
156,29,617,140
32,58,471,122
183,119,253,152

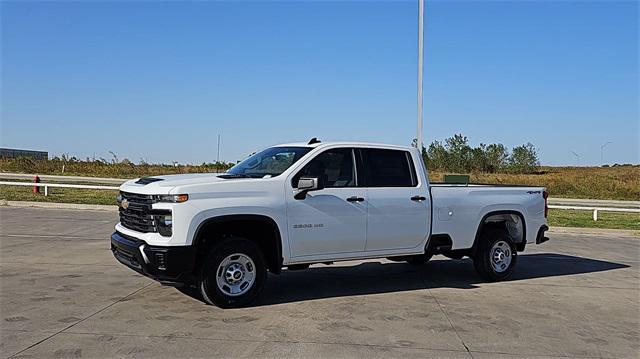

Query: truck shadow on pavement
178,253,630,306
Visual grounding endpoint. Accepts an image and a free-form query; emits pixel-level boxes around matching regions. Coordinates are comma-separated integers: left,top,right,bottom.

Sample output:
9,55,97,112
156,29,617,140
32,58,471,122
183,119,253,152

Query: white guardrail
548,205,640,221
1,181,638,222
0,181,119,196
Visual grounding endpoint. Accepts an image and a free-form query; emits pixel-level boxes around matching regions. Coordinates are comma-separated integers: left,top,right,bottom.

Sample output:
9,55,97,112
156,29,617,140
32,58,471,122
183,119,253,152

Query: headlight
154,194,188,203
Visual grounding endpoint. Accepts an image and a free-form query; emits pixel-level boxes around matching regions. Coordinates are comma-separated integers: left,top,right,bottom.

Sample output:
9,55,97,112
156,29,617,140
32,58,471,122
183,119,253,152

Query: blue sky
1,0,638,166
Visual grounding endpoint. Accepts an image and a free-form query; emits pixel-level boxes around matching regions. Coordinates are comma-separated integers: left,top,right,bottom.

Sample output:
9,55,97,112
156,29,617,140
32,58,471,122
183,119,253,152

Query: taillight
543,191,549,218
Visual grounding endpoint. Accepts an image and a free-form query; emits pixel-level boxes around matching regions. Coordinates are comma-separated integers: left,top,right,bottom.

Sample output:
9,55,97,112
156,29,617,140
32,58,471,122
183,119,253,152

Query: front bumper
110,231,196,286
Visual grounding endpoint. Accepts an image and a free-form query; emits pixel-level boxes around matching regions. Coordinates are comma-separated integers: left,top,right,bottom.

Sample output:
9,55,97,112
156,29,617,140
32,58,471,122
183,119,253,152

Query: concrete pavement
0,207,638,358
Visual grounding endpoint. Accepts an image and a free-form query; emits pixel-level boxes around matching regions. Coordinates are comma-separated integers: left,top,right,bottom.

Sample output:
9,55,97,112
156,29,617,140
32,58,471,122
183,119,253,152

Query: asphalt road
1,207,638,358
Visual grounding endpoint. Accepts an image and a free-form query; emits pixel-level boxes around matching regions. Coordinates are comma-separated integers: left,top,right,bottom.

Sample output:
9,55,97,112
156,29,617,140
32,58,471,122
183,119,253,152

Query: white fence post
593,209,598,221
44,185,48,197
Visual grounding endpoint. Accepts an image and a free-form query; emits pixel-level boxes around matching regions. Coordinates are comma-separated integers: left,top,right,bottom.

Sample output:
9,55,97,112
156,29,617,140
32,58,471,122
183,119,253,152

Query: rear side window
363,149,417,187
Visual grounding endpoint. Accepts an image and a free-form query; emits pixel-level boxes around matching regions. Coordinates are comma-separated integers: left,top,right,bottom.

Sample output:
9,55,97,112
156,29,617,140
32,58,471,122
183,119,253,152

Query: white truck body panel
430,184,546,250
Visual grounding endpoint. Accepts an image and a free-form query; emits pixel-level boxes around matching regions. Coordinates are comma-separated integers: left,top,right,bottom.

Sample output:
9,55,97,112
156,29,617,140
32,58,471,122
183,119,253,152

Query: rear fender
471,210,527,255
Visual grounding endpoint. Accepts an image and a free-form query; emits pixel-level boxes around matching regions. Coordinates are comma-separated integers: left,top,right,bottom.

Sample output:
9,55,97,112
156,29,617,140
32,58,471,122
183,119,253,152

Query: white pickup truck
111,139,549,308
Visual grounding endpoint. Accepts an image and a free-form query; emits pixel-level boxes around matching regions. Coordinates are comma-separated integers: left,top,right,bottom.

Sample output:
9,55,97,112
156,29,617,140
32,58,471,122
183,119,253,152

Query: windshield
225,146,312,178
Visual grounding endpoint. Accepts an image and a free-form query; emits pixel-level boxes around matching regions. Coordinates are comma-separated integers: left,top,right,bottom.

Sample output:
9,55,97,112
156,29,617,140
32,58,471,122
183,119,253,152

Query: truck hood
119,173,227,195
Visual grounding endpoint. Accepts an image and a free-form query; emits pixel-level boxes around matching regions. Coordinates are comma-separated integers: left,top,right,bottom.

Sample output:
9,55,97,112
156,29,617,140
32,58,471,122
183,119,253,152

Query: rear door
361,148,431,251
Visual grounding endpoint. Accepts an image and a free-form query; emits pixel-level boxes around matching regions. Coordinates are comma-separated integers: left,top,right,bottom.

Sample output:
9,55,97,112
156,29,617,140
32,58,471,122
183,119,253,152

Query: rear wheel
473,228,518,281
199,237,266,308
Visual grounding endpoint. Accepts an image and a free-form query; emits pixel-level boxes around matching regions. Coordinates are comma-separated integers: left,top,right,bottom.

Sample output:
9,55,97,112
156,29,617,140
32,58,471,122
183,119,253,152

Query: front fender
185,203,289,262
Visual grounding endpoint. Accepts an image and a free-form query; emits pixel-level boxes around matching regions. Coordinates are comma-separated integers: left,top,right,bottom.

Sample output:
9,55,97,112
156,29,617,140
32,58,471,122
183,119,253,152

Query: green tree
508,143,540,174
444,134,472,173
421,135,538,174
485,143,509,173
469,144,489,172
426,140,448,171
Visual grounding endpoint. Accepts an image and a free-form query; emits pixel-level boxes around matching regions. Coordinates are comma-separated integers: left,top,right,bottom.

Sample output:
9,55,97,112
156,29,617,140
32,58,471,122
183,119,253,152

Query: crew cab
111,139,549,308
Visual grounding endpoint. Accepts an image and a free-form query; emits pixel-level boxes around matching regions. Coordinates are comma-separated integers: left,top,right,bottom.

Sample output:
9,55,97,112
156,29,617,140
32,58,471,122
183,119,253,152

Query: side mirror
294,177,322,200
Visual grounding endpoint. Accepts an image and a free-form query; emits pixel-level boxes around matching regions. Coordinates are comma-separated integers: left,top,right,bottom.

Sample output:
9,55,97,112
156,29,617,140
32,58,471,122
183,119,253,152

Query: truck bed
429,183,547,250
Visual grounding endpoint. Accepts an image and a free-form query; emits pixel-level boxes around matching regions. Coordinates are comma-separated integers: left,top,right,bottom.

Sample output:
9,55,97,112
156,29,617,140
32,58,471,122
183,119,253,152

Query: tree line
414,134,540,174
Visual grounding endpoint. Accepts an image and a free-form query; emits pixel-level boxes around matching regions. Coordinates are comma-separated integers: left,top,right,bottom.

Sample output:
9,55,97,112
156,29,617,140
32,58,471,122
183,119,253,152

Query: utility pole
217,134,221,163
600,141,612,165
416,0,425,150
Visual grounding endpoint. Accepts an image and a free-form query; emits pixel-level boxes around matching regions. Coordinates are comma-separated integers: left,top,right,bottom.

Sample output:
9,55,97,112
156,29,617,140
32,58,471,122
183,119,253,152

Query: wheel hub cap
225,263,244,284
490,240,512,273
216,254,256,297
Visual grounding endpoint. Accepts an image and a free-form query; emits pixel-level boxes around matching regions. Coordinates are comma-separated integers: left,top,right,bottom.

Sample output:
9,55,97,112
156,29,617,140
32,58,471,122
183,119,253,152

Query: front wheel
199,237,267,308
473,228,518,281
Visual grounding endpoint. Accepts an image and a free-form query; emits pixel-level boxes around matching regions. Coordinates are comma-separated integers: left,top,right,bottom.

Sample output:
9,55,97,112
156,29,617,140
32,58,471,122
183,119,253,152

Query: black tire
176,285,203,302
473,227,518,281
199,237,267,308
407,253,433,265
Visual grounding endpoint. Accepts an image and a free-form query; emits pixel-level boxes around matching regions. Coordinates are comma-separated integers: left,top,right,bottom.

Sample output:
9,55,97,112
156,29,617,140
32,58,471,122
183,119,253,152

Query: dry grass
0,157,231,179
430,166,639,201
1,157,638,200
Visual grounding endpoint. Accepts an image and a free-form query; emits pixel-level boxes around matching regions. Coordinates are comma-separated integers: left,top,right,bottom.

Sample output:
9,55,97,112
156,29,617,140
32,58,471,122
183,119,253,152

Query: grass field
2,158,638,200
0,157,230,179
0,185,118,206
1,184,638,230
1,159,638,230
547,209,639,231
431,166,639,201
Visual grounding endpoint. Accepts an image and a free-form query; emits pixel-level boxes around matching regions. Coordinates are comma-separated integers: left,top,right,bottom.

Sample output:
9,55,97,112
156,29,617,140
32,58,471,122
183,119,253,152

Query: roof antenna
308,137,321,145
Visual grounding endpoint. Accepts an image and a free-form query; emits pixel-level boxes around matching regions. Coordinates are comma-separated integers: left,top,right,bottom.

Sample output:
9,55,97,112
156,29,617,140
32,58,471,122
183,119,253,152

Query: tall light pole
416,0,425,151
217,134,221,163
600,141,612,165
570,151,580,166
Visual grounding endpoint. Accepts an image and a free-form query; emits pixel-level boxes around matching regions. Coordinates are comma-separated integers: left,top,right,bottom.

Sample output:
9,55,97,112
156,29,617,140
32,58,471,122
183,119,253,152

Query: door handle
411,195,427,201
346,196,365,202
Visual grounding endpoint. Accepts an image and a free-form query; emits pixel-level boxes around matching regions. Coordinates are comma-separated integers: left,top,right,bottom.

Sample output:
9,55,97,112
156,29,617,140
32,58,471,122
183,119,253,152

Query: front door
286,148,367,258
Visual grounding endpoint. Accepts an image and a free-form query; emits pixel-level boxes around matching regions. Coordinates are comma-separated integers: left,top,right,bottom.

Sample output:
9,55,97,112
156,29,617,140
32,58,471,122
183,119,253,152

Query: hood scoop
135,177,164,185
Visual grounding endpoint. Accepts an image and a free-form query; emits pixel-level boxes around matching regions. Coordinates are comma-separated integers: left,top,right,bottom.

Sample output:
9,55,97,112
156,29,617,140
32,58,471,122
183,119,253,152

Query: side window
293,148,356,188
363,149,417,187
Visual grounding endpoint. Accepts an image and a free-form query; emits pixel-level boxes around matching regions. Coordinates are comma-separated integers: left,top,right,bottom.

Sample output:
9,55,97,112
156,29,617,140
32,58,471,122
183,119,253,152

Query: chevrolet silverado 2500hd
111,139,549,308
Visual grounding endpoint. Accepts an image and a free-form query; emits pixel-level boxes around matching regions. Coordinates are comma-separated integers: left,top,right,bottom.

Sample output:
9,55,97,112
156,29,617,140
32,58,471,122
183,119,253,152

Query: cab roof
274,140,413,151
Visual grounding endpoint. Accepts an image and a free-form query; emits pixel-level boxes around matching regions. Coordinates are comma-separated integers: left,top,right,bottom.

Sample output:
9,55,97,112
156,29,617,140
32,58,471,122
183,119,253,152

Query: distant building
0,148,48,160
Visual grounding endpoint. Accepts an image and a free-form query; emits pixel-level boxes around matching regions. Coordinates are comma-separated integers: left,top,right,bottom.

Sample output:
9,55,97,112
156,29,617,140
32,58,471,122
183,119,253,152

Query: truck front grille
119,192,157,233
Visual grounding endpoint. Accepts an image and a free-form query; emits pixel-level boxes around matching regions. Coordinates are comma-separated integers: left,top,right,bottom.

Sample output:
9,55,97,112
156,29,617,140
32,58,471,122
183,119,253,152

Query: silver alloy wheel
490,240,512,273
216,253,256,297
